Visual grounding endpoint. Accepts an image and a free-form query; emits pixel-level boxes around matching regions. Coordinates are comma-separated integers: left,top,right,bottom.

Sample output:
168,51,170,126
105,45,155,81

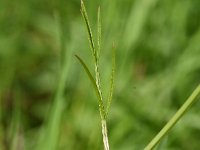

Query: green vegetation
76,1,115,149
145,84,200,150
0,0,200,150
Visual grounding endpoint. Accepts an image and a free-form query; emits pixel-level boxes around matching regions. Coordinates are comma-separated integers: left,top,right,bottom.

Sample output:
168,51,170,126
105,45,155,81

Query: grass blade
144,84,200,150
78,2,113,149
97,6,101,61
80,0,97,62
75,55,105,120
106,43,116,118
80,1,104,118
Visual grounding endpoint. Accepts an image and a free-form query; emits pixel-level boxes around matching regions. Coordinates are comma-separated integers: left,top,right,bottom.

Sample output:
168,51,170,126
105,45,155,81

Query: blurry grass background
0,0,200,150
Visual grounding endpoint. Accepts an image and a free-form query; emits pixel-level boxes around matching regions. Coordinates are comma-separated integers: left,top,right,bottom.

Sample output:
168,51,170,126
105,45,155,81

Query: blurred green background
0,0,200,149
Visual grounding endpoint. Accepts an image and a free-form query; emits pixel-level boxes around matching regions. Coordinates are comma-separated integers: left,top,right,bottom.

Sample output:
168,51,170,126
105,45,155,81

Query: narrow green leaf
97,6,101,61
95,6,102,107
106,43,116,118
144,84,200,150
80,0,97,63
75,55,106,119
81,1,103,105
95,63,103,105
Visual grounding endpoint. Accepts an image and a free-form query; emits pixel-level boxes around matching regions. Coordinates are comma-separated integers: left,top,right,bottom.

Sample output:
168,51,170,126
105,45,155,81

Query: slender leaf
106,43,116,117
95,7,103,108
97,6,101,62
78,2,113,149
80,0,104,115
144,84,200,150
75,55,106,119
80,0,97,63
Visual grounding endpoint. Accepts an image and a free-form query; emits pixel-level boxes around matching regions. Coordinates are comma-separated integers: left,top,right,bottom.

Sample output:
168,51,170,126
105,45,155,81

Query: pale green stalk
144,84,200,150
80,0,105,120
77,1,115,150
102,119,109,150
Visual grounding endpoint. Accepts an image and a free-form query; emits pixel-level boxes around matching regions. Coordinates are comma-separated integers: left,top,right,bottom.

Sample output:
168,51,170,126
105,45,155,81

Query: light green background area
0,0,200,149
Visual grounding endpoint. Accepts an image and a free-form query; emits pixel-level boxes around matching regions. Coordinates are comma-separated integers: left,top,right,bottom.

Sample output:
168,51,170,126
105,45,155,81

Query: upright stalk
144,84,200,150
76,1,115,149
102,120,109,150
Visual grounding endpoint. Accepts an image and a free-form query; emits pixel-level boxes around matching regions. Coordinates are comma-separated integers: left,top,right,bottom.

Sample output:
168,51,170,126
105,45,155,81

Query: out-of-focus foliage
0,0,200,149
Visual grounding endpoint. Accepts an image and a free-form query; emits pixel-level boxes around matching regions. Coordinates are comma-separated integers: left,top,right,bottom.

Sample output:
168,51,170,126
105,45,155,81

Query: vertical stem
144,84,200,150
101,119,110,150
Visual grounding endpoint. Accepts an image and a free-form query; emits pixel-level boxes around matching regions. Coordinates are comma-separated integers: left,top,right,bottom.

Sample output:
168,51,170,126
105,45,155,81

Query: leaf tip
74,54,79,58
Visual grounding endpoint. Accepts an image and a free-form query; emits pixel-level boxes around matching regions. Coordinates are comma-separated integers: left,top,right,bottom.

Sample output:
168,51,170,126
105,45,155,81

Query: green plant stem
101,120,109,150
79,1,113,150
144,84,200,150
75,55,106,120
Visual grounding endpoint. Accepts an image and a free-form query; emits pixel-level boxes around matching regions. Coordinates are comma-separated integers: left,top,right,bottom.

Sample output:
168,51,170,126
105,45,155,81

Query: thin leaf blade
75,55,106,119
106,43,116,118
80,0,97,63
97,6,101,61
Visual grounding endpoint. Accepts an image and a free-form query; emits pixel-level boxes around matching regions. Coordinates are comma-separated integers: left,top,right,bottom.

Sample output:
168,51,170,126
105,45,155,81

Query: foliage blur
0,0,200,149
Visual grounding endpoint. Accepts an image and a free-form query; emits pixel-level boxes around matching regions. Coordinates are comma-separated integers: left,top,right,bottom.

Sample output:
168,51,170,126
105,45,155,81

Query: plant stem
144,84,200,150
101,119,110,150
79,1,113,149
